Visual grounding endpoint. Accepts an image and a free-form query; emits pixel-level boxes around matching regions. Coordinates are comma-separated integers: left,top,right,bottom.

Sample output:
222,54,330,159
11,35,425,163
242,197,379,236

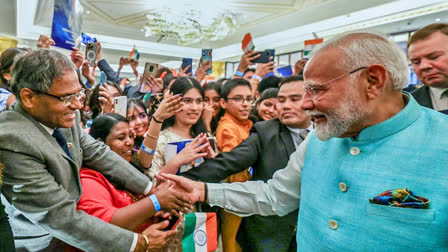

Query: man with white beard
158,31,448,250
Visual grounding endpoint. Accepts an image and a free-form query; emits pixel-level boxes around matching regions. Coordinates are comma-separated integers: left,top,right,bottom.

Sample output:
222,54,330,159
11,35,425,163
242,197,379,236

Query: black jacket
182,119,302,251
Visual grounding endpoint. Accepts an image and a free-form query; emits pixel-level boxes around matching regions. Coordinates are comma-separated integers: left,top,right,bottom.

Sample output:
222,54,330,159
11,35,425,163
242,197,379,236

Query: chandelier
143,8,239,45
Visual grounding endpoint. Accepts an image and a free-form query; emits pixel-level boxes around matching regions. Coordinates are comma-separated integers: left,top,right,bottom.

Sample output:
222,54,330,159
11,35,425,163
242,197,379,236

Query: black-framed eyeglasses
227,96,254,104
31,88,85,106
303,67,367,99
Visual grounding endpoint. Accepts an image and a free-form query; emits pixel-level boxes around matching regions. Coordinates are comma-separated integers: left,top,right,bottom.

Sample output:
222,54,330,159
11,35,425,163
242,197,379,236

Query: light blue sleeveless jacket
298,94,447,251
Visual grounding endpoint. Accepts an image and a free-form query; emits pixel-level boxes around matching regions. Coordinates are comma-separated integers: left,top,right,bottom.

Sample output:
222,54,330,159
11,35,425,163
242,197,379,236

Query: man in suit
408,23,448,114
182,75,312,252
164,31,447,250
0,50,189,251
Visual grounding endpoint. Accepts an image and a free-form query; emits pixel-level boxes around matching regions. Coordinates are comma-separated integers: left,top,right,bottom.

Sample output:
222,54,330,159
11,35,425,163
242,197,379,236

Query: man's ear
219,98,227,110
364,64,387,100
20,88,37,109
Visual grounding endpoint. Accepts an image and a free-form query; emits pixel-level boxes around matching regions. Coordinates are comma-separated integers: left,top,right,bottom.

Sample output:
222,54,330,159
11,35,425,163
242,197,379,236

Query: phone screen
162,216,181,231
201,49,212,74
182,58,193,74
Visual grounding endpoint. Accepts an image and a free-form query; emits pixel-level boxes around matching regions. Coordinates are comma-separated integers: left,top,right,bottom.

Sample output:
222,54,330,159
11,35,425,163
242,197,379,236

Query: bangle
141,143,156,155
203,183,208,203
142,234,149,248
234,70,244,77
252,74,262,81
152,116,163,124
149,194,161,212
145,133,158,140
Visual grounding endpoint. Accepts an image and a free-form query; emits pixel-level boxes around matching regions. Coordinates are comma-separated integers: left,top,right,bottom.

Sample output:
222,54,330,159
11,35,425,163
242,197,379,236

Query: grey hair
310,30,409,90
11,49,76,102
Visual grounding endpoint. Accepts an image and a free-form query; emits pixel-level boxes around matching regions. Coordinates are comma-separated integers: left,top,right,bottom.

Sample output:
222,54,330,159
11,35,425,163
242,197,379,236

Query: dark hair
203,81,221,94
407,23,448,49
162,74,177,92
203,81,225,133
90,113,128,141
127,98,147,115
90,113,130,190
220,78,252,100
156,66,172,78
162,77,208,137
216,77,229,86
88,81,124,119
249,88,279,124
257,88,279,105
280,75,304,87
258,76,282,94
0,48,29,89
244,68,255,75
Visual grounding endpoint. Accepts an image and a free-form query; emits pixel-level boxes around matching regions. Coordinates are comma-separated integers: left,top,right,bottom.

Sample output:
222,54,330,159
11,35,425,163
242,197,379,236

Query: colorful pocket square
369,188,429,209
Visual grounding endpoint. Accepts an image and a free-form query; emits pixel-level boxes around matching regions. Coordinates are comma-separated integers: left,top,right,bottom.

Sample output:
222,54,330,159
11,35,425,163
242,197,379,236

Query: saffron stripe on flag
206,213,218,251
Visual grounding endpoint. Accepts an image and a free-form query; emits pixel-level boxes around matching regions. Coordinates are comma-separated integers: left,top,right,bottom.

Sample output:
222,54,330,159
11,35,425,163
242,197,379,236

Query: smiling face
175,88,204,127
28,70,83,128
105,121,134,162
276,81,310,128
220,85,252,121
301,48,369,140
408,31,448,88
204,89,221,117
127,105,149,137
257,98,278,121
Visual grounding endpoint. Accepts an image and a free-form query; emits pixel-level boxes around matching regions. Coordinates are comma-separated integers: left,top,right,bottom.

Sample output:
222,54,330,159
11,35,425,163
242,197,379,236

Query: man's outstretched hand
155,173,205,204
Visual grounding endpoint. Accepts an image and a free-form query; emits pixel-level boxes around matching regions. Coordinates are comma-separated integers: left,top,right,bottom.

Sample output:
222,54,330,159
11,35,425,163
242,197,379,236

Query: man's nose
300,93,314,111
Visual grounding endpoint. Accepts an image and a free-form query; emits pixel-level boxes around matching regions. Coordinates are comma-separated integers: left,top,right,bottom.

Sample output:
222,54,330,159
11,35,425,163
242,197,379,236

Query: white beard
307,87,367,141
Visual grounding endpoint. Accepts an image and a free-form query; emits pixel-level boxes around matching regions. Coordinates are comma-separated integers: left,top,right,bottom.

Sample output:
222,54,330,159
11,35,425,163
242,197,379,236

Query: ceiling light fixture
143,7,240,45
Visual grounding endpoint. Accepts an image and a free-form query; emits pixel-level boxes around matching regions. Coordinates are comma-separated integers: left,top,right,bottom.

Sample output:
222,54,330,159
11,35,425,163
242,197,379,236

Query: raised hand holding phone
152,93,183,121
237,50,260,73
70,47,84,69
201,49,212,74
81,61,96,87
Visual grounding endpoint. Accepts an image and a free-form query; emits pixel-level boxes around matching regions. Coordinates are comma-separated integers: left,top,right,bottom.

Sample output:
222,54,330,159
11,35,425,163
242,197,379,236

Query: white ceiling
2,0,448,73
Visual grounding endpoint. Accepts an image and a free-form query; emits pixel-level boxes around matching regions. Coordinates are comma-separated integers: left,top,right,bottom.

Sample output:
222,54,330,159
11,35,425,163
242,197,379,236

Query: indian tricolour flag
129,45,140,60
182,213,218,252
304,38,323,57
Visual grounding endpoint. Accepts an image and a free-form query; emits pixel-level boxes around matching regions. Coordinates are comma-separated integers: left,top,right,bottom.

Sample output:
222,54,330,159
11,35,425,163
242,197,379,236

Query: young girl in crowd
149,77,214,179
249,87,279,124
202,81,225,134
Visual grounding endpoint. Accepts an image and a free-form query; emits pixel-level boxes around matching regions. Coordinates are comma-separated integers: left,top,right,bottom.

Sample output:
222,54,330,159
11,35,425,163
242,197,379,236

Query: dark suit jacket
411,86,433,109
0,104,151,251
183,119,301,252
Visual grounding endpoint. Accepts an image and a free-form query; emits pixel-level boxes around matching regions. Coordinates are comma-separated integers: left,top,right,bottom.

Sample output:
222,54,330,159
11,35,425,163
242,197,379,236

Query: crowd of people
0,22,446,252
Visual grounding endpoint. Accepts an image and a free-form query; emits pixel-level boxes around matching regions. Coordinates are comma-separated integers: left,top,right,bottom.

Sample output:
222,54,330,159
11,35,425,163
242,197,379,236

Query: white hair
310,30,409,90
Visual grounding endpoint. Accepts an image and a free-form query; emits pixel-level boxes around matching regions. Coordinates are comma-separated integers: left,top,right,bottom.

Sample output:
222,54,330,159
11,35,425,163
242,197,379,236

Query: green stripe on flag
182,213,197,251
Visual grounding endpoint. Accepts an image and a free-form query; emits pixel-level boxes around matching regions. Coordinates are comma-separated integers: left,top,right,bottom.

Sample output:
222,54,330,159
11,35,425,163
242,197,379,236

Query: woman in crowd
66,113,193,252
249,87,279,124
202,81,225,134
149,77,215,179
0,47,29,112
126,98,151,153
88,81,124,120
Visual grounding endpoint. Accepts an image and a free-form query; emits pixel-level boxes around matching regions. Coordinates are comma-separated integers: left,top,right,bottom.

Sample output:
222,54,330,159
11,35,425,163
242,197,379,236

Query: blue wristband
141,143,156,154
149,194,161,212
234,70,244,77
